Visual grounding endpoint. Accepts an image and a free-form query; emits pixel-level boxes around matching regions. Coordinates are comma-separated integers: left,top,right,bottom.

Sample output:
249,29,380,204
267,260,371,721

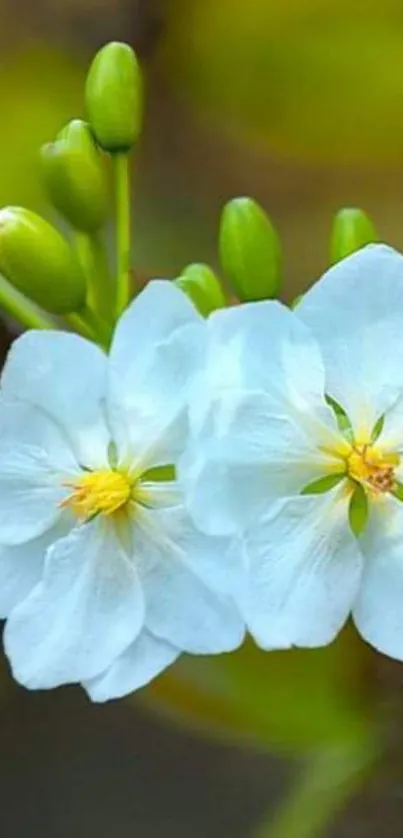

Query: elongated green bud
41,120,109,233
175,263,226,316
0,208,85,314
85,42,143,152
219,197,282,301
330,208,377,265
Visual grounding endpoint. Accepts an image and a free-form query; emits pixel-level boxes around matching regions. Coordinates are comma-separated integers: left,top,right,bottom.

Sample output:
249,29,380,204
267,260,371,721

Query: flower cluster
0,40,400,704
2,243,403,701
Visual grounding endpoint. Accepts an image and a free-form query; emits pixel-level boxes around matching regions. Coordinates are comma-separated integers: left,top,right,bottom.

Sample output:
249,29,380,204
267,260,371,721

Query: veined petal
1,331,109,468
353,496,403,661
108,280,205,467
84,630,180,702
142,501,240,596
235,487,363,649
190,300,335,435
133,506,245,653
376,395,403,459
137,480,182,509
4,519,145,689
0,517,71,618
297,245,403,437
181,390,344,536
0,400,79,545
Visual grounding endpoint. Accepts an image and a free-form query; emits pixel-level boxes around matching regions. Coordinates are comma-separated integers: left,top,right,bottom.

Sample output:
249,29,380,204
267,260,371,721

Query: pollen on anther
60,469,132,520
347,443,399,495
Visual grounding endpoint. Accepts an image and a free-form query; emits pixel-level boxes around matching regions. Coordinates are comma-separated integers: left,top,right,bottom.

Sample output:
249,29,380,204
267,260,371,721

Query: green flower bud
175,263,226,316
219,197,282,302
85,42,143,152
41,121,109,233
330,208,377,265
57,118,95,148
0,207,85,314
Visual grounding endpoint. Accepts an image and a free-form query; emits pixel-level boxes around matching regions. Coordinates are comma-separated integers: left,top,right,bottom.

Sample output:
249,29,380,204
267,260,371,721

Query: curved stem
64,307,112,350
0,276,56,330
251,734,378,838
74,232,113,322
113,152,132,315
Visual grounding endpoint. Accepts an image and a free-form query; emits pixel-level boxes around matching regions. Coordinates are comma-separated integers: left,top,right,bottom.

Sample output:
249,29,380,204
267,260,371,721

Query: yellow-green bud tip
330,207,377,265
175,263,226,316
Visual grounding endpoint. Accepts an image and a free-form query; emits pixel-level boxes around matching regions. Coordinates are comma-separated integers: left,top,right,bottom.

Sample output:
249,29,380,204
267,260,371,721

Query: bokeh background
2,0,403,835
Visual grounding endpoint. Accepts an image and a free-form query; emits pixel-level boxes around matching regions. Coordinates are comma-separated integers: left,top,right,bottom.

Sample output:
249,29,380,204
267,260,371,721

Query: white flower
0,281,243,701
181,244,403,660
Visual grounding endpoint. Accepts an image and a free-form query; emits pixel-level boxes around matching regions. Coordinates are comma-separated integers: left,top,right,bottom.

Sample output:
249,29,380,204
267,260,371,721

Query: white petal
0,399,79,545
0,518,71,618
297,244,403,437
181,389,344,536
108,280,205,467
144,497,240,595
84,630,180,702
376,395,403,458
138,480,183,509
4,520,145,688
235,487,363,649
133,505,245,653
1,331,109,468
353,496,403,661
190,300,333,434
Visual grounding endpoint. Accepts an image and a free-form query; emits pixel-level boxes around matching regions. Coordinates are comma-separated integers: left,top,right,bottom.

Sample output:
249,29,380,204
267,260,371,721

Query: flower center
347,444,399,494
61,469,132,519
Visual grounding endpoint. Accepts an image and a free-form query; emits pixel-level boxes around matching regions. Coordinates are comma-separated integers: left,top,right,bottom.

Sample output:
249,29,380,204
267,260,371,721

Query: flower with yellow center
346,443,400,494
0,280,244,702
183,244,403,661
62,469,133,518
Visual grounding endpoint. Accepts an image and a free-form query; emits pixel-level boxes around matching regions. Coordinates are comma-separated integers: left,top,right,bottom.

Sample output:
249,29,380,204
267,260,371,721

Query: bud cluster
0,41,143,339
0,40,379,343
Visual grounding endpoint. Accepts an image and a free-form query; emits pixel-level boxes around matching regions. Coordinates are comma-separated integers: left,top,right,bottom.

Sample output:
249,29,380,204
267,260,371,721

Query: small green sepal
330,208,377,265
301,473,345,495
348,484,369,537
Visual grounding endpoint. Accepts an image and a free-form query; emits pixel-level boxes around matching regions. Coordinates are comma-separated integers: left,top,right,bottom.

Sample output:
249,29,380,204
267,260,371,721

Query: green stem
251,735,377,838
64,312,97,342
64,306,112,350
75,232,113,322
0,276,56,330
113,152,132,315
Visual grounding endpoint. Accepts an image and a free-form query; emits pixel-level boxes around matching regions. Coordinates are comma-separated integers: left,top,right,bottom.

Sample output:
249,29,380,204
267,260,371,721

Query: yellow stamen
347,444,400,494
61,469,132,519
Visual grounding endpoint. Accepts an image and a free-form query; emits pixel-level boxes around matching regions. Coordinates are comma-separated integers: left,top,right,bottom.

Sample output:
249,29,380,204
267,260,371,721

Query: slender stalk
64,311,97,342
0,276,56,330
82,305,113,348
65,305,112,350
74,232,113,322
251,735,377,838
113,152,132,314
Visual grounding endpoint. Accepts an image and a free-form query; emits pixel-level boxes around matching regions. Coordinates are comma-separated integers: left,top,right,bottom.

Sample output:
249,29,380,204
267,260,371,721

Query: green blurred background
1,0,403,835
